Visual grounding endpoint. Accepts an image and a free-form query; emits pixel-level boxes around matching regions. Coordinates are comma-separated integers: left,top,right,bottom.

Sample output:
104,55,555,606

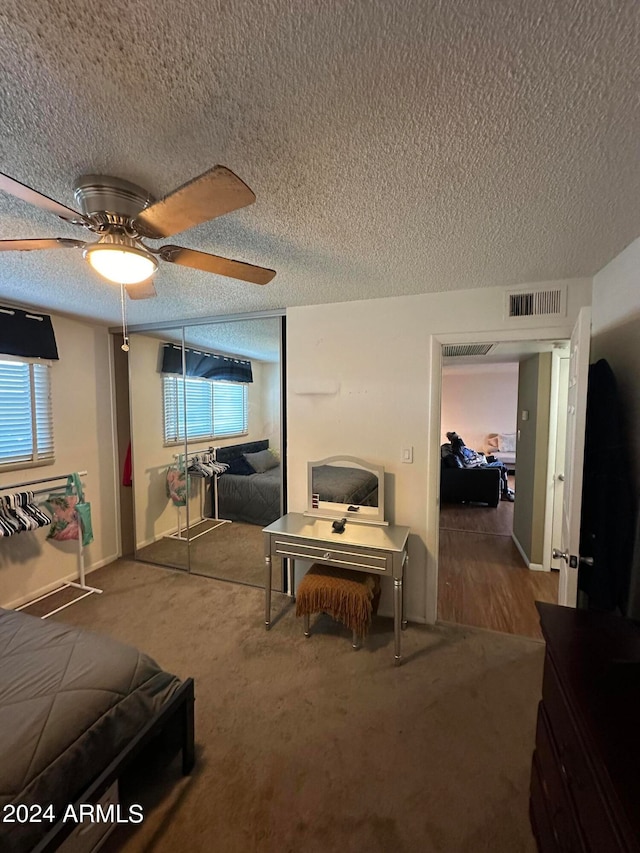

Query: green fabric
45,473,93,545
76,500,94,546
70,472,94,546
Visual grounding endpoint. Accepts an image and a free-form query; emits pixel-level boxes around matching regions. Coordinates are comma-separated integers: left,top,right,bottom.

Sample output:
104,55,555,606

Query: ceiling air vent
505,284,566,320
442,343,495,358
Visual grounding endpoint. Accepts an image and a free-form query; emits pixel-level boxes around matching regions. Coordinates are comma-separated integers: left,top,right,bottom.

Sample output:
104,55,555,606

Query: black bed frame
32,677,195,853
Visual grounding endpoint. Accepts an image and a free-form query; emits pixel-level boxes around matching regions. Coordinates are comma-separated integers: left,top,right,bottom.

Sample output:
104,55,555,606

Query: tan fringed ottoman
295,564,381,649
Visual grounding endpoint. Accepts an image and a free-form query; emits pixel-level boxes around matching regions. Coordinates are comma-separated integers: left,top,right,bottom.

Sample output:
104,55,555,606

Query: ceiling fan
0,167,276,298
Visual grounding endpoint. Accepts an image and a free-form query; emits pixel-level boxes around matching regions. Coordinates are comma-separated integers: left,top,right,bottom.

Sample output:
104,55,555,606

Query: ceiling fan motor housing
74,175,154,229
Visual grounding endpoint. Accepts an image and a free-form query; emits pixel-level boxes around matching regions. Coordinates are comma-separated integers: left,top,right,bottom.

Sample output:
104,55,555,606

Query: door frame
425,326,584,625
542,350,570,572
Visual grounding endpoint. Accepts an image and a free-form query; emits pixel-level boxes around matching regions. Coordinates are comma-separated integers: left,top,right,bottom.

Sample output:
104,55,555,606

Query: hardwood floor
438,483,558,640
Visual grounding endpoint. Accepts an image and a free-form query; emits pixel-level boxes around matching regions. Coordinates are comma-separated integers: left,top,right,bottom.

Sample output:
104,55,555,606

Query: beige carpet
136,521,282,590
32,558,544,853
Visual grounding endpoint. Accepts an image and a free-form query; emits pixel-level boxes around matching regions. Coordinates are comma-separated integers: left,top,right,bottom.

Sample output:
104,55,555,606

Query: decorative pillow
498,433,517,453
486,434,500,450
225,456,255,476
243,449,279,474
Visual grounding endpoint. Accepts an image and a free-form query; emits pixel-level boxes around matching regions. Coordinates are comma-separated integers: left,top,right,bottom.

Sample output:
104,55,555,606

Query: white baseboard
2,553,119,610
137,517,205,549
511,533,548,572
511,532,531,567
137,532,171,549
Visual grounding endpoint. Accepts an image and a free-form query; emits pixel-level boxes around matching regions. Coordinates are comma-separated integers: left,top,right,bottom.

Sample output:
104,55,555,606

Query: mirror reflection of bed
306,456,385,524
128,318,284,592
188,439,283,587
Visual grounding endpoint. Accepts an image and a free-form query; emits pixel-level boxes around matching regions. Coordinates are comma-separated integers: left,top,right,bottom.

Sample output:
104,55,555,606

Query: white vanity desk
263,513,410,664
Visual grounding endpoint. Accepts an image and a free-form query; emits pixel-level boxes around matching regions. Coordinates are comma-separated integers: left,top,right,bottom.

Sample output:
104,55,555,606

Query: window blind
213,383,247,436
0,360,54,466
163,376,247,443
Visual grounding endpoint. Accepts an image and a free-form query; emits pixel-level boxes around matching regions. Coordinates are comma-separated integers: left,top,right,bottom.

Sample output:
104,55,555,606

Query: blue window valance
0,306,59,360
160,343,253,383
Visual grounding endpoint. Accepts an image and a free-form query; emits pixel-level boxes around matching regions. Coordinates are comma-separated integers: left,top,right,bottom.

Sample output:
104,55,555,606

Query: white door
550,357,569,571
555,307,591,607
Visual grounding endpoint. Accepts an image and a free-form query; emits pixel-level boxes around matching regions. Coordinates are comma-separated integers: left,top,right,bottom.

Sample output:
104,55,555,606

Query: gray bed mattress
0,607,182,853
312,465,378,506
216,465,281,526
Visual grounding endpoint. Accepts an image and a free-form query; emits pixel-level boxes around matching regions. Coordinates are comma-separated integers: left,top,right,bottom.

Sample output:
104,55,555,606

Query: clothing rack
209,446,232,529
165,452,229,543
1,470,102,619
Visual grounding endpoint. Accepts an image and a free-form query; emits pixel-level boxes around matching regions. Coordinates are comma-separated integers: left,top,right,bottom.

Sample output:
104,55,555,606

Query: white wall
0,314,119,608
592,236,640,331
0,278,591,614
286,278,592,623
129,333,279,548
262,361,281,453
441,363,518,452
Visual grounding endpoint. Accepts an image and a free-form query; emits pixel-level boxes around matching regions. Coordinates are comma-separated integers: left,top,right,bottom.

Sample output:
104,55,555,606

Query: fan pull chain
120,282,130,352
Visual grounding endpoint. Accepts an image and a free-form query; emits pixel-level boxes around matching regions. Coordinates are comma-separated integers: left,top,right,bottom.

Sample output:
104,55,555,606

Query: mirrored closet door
129,316,284,591
130,327,191,572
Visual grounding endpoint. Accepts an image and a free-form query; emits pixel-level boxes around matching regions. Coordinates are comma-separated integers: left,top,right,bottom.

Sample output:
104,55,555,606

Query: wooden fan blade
134,166,256,239
125,280,157,300
0,173,86,224
159,245,275,285
0,238,85,251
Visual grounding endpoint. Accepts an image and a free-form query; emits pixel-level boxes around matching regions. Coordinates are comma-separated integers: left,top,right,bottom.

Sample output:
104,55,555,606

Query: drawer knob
323,551,331,560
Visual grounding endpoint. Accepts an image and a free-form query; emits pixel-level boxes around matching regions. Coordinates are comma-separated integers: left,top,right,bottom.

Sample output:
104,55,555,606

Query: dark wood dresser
530,602,640,852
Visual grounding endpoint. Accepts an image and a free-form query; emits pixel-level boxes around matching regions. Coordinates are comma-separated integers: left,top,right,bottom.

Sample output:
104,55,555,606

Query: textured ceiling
1,0,639,339
135,318,282,363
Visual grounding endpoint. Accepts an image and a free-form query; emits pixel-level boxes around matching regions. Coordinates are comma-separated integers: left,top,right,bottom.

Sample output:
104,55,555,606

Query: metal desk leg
402,554,408,630
393,577,403,665
265,555,272,630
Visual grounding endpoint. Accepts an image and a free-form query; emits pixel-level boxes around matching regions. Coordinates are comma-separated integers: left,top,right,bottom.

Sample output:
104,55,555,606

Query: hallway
438,485,558,640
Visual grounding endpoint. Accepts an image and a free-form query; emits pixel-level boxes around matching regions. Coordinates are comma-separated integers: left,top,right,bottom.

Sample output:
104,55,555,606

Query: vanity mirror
306,456,386,524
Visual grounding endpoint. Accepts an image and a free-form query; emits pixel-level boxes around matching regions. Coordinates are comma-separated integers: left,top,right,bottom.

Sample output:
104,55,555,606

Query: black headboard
215,439,269,465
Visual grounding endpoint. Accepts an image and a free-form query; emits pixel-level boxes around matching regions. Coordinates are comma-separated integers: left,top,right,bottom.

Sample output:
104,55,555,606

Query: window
0,359,54,468
163,376,248,443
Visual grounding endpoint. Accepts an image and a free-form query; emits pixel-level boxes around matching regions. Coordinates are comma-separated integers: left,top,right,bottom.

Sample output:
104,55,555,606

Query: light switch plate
402,446,413,463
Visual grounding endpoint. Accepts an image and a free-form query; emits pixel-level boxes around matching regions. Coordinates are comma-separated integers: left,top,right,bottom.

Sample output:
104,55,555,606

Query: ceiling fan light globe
84,243,158,285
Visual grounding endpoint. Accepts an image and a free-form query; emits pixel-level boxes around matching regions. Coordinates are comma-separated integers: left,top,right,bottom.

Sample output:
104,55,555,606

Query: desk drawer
272,536,391,574
530,751,561,853
534,704,586,852
542,656,622,852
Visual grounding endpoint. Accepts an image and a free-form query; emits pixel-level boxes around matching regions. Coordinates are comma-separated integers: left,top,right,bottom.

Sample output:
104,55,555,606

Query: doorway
436,341,568,639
